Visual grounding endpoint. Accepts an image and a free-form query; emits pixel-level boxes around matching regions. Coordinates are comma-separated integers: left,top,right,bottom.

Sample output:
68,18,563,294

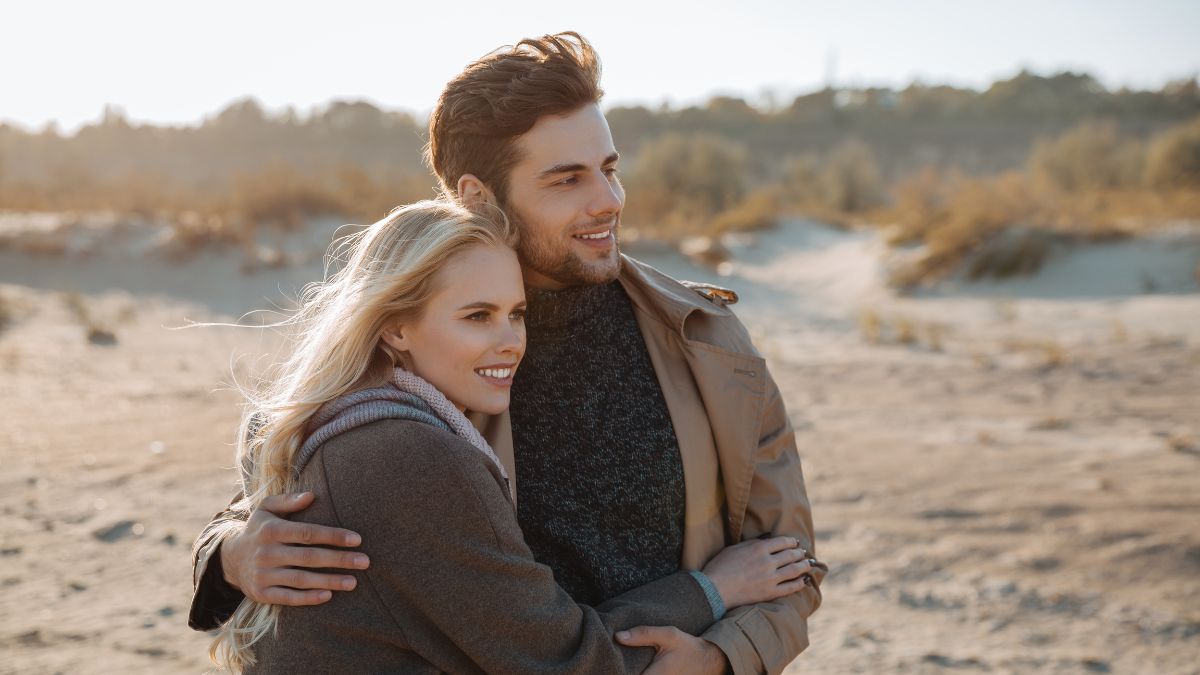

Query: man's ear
457,174,498,210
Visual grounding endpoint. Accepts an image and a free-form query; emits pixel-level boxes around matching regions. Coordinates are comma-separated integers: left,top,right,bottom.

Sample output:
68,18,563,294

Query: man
191,32,824,674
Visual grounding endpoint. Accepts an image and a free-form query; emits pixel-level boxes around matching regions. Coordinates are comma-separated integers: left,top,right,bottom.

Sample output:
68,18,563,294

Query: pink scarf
390,368,512,496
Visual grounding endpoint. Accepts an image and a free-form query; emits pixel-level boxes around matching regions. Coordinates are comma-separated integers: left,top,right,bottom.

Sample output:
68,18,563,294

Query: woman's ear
457,174,498,210
381,325,409,353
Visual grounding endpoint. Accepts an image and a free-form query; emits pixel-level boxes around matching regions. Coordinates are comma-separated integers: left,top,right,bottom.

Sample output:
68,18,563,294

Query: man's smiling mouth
574,231,611,240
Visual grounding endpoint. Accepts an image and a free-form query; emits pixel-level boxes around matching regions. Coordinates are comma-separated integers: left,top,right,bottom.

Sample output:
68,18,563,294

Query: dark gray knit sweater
510,280,686,606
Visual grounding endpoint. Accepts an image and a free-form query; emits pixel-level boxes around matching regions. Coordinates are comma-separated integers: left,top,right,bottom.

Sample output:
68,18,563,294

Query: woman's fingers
759,535,802,555
769,546,808,568
774,559,815,582
773,577,811,597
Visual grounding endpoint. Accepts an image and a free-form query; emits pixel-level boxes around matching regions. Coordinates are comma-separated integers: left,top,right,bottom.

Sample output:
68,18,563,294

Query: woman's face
385,244,526,414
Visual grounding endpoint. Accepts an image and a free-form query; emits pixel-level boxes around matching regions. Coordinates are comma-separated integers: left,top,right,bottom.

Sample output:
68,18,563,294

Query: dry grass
893,316,918,345
858,308,884,345
0,292,12,331
1003,337,1070,369
858,308,948,351
61,292,117,345
1110,318,1129,343
877,117,1200,288
711,187,781,234
1030,416,1072,431
1165,431,1198,454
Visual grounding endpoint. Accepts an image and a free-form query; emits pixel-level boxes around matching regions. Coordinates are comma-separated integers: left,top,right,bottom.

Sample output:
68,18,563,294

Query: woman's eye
466,311,489,321
509,309,526,321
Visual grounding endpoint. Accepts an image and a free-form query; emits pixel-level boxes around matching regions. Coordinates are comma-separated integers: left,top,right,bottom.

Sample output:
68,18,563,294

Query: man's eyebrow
537,152,620,179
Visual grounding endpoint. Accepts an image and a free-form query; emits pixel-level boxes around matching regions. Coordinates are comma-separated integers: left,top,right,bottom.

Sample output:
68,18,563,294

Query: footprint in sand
92,520,144,542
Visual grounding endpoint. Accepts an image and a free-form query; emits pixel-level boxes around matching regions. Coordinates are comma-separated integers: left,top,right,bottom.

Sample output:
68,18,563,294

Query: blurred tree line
1,70,1198,252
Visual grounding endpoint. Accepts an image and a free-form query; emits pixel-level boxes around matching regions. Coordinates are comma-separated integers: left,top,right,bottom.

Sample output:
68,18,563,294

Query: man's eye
603,167,619,177
556,176,578,186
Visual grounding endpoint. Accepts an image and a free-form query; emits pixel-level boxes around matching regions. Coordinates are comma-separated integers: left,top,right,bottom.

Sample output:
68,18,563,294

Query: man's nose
588,171,623,216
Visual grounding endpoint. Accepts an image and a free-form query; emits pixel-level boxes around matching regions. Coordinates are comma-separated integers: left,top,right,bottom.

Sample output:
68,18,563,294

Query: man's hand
615,626,728,675
221,492,369,605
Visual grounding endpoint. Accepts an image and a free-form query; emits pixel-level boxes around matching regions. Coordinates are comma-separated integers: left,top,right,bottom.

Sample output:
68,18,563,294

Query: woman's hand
701,536,814,609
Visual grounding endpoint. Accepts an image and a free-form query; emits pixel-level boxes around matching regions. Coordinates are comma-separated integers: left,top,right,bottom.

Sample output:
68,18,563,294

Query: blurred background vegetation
2,70,1198,283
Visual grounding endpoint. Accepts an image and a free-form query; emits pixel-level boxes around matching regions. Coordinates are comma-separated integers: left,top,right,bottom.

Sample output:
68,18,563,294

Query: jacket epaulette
679,281,739,307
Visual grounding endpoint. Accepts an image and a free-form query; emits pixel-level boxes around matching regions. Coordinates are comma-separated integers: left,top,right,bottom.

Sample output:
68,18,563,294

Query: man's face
503,104,624,290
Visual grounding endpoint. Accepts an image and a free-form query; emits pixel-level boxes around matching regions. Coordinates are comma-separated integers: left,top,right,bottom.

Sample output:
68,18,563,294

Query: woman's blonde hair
210,199,516,671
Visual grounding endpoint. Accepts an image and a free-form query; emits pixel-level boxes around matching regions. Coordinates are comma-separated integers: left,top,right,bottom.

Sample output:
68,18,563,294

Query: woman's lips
475,365,516,386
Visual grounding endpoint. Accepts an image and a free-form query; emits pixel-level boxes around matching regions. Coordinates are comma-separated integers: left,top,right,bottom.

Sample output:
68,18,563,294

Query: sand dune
1,218,1197,673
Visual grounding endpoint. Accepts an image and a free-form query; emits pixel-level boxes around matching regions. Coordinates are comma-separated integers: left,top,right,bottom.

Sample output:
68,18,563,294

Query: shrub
711,187,780,233
1027,120,1144,191
1144,116,1200,189
623,133,749,236
818,138,884,213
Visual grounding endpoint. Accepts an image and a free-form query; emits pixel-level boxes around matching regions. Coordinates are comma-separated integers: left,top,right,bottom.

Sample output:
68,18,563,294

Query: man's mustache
568,217,620,235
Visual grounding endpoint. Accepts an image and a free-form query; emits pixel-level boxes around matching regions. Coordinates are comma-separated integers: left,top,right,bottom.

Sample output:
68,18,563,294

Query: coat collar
616,254,728,338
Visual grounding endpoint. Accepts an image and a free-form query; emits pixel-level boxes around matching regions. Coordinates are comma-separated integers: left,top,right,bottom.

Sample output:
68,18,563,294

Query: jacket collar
617,254,727,337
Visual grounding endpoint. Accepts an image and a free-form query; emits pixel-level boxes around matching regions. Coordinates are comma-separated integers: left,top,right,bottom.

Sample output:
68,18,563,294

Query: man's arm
188,491,367,630
699,366,828,675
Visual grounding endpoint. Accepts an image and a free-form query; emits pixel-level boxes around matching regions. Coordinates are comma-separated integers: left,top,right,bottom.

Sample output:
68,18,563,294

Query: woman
212,200,814,673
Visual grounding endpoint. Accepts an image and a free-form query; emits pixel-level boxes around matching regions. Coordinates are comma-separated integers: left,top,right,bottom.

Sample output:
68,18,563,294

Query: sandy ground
1,218,1198,674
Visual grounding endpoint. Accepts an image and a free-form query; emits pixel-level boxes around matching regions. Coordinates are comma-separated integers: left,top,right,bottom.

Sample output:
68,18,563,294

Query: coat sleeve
700,366,828,675
187,492,249,630
321,421,716,675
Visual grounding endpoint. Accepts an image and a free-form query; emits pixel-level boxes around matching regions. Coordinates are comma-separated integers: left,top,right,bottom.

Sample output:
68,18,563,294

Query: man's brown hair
426,32,604,205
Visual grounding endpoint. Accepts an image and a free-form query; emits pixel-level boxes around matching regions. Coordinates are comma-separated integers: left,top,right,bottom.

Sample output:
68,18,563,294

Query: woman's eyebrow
457,301,499,311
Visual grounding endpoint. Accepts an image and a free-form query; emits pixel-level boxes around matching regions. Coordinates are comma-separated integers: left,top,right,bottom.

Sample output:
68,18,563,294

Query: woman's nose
497,321,524,355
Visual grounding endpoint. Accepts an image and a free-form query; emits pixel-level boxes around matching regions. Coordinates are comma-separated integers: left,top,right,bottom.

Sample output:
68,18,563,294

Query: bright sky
4,0,1198,132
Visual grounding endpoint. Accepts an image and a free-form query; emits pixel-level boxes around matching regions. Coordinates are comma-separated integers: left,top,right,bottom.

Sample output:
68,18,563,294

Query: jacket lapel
619,256,767,545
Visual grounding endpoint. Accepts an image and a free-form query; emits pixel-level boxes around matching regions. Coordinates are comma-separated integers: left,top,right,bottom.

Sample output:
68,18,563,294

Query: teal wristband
688,570,727,621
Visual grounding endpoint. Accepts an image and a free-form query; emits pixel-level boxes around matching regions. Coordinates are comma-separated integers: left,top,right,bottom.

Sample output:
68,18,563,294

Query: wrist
688,570,727,620
701,638,730,675
217,538,243,591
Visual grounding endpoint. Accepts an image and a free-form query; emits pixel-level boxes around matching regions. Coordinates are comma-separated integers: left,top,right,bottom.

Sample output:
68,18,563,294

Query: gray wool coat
242,418,714,675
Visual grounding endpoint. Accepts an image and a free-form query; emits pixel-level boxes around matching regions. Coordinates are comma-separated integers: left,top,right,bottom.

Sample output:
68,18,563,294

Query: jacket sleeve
321,421,716,675
188,493,249,630
700,366,828,675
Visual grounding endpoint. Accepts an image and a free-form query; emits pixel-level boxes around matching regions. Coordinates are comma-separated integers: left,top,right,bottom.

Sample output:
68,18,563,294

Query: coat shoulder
678,280,740,307
313,419,498,491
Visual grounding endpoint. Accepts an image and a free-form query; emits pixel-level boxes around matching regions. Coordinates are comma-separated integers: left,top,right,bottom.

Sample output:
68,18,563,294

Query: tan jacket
191,254,825,674
471,255,826,675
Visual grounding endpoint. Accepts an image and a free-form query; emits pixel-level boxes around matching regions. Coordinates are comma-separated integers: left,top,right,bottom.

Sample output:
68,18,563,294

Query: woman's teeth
476,368,512,378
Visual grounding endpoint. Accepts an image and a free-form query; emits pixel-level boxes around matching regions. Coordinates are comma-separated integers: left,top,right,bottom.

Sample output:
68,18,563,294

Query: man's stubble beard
508,208,622,288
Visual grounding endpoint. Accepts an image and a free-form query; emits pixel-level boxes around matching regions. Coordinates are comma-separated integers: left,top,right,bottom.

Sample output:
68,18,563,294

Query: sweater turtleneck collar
524,281,620,334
